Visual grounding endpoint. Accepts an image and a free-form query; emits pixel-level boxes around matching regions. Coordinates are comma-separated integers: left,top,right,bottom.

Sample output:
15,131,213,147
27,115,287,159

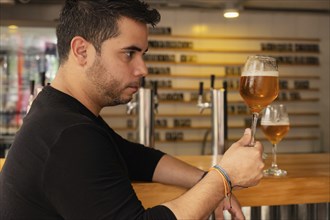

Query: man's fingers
237,128,251,146
254,141,264,153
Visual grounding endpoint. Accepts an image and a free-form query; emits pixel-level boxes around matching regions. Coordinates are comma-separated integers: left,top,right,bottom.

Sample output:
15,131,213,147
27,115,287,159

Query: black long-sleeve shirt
0,86,176,220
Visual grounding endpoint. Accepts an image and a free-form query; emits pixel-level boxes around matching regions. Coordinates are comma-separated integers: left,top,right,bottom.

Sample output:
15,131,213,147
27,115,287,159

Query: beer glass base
263,168,287,176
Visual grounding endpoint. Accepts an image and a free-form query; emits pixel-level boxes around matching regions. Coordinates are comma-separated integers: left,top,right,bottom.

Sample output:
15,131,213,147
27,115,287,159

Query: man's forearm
162,170,226,219
152,154,206,188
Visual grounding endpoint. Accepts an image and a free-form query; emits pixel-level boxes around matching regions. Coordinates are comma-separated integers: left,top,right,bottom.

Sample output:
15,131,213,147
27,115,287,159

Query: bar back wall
0,5,329,155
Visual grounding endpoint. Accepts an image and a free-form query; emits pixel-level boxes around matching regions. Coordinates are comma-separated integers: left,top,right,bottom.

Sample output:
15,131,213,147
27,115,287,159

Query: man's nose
134,57,148,77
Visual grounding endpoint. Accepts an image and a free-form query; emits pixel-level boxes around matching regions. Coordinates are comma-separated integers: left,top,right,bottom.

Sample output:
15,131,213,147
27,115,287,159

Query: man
0,0,264,219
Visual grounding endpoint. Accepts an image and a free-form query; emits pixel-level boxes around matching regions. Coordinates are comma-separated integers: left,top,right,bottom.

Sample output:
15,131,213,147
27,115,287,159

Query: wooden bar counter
1,153,329,207
133,153,330,208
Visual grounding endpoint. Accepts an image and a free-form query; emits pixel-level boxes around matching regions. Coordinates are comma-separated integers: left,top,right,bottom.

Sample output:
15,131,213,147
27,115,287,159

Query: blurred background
0,0,329,157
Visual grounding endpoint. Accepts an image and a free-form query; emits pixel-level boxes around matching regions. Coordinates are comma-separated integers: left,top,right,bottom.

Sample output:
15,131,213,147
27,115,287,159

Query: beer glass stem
249,112,259,146
271,144,278,169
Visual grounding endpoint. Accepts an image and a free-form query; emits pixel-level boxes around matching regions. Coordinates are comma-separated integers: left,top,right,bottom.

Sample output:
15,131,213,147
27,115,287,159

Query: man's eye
125,51,135,58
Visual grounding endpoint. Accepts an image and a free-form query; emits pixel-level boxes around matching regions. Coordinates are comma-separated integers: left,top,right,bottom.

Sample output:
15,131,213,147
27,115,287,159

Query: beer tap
126,94,138,116
197,75,226,165
197,75,214,113
152,81,159,114
126,77,158,147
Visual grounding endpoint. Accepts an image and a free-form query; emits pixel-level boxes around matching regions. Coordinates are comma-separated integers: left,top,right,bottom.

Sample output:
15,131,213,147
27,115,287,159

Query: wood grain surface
133,153,330,207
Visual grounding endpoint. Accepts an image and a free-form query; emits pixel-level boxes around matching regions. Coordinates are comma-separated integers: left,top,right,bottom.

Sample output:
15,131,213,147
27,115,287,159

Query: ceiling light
8,25,18,30
223,8,239,18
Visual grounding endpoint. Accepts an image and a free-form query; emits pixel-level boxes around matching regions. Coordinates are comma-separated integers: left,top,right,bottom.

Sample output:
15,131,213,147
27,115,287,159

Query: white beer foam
241,71,279,77
261,121,290,126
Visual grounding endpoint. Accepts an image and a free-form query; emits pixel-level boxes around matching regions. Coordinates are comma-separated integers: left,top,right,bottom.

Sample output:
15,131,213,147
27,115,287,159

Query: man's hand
218,128,264,189
214,194,245,220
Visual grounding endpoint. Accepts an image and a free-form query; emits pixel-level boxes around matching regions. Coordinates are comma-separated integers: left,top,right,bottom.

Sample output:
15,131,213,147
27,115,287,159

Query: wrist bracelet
213,165,232,190
209,165,232,197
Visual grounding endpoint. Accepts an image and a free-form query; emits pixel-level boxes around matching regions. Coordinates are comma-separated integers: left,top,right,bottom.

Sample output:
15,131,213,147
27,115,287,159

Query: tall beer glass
239,55,279,146
261,104,290,176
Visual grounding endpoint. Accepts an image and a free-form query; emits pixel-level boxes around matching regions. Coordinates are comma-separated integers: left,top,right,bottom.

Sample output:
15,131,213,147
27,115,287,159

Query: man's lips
127,81,140,93
127,86,139,93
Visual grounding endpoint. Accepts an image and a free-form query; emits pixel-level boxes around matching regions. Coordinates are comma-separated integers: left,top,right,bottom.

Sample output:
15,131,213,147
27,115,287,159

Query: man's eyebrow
123,46,148,53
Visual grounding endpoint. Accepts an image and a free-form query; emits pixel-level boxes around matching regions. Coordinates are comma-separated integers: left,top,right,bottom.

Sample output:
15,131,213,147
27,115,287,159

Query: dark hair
56,0,160,65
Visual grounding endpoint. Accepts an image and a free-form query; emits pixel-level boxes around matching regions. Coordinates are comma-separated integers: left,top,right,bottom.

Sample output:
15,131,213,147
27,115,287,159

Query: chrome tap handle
197,82,205,113
140,77,146,88
153,81,159,114
199,81,203,96
126,77,145,114
197,81,212,113
210,74,215,89
126,99,137,114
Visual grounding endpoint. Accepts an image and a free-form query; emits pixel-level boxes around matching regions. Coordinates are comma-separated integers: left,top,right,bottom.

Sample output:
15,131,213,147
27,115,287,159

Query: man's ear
71,36,89,66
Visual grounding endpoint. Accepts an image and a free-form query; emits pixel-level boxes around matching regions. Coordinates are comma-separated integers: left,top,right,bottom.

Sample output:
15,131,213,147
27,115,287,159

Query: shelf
112,124,319,132
82,32,319,152
158,98,319,105
100,112,320,118
231,98,319,103
0,30,322,154
146,61,319,67
146,74,321,80
153,136,319,144
149,35,320,42
154,87,319,92
147,74,222,79
4,85,319,92
146,61,242,66
156,112,320,117
149,48,320,54
0,135,15,144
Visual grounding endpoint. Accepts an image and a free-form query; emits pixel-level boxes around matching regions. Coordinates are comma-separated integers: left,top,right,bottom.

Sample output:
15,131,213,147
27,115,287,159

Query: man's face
86,17,148,106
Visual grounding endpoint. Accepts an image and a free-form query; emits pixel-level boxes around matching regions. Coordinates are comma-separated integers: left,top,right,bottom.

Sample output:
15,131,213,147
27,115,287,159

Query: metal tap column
197,75,226,165
210,75,225,165
127,78,157,147
137,87,155,147
211,89,225,163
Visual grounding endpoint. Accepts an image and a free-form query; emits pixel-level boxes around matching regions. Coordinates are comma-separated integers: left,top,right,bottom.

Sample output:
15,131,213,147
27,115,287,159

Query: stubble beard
86,56,133,107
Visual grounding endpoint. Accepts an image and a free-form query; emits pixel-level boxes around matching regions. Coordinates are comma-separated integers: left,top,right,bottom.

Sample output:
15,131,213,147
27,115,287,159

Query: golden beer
261,124,290,145
240,71,279,113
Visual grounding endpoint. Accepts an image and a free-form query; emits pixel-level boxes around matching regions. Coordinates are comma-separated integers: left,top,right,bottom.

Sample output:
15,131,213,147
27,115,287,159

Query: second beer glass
239,55,279,146
261,104,290,176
